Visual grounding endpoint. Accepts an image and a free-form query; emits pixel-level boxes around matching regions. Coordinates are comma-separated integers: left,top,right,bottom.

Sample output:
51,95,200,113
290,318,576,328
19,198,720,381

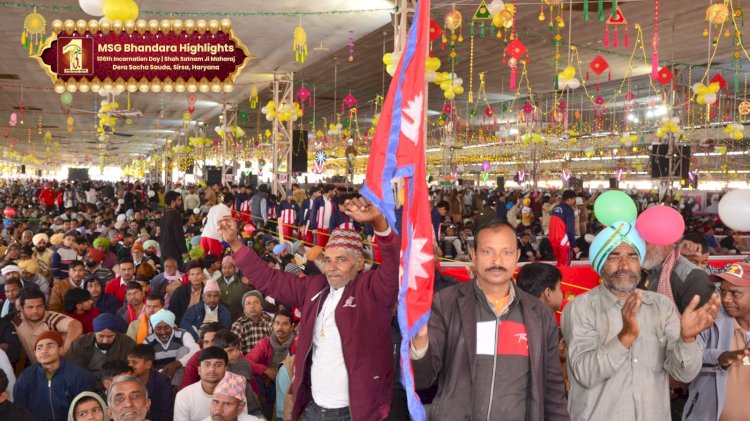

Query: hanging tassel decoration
583,0,589,20
510,66,517,90
624,27,630,48
613,27,619,47
604,26,609,46
598,0,604,21
652,0,660,79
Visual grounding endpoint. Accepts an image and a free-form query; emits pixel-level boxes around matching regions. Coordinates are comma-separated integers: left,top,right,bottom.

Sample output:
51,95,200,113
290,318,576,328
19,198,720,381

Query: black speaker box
496,176,505,191
292,130,308,173
650,145,691,179
205,166,222,186
609,177,618,189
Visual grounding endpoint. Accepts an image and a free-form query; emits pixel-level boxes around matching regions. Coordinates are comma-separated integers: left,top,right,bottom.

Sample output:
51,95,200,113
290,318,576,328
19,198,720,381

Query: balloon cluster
655,116,682,138
556,66,581,90
383,54,442,81
521,132,544,145
188,136,213,148
594,190,685,246
619,132,638,146
723,122,744,140
97,100,119,136
327,123,344,136
490,1,516,30
435,72,464,99
692,82,720,105
261,100,303,122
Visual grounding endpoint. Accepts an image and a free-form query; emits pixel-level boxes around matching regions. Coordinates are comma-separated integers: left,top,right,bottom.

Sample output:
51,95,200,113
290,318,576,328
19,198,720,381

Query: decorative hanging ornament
444,5,463,60
739,100,750,116
296,85,312,111
657,67,674,86
604,7,629,48
341,92,358,114
293,24,308,64
587,55,610,91
504,39,528,90
347,28,355,62
704,2,731,44
22,7,46,56
314,150,327,174
248,86,259,110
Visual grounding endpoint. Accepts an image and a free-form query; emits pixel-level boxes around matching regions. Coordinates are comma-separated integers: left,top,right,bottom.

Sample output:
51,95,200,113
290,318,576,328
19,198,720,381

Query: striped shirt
13,311,74,364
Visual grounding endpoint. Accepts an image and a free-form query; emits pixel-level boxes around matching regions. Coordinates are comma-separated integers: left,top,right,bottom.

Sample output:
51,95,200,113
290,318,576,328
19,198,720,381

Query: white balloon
487,0,505,15
692,83,703,92
425,70,437,82
453,78,463,86
718,190,750,231
80,0,104,17
704,93,717,104
670,117,680,124
567,78,580,89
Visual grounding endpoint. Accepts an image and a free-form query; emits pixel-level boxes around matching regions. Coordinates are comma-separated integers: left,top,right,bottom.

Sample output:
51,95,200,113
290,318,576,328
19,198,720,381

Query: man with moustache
106,375,151,421
562,221,721,421
31,233,53,279
682,262,750,420
411,219,569,421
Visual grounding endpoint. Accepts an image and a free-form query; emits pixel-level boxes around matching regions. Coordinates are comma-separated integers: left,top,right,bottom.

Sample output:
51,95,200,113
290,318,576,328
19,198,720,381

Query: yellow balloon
562,66,575,79
696,84,708,95
708,82,720,93
492,11,503,27
103,0,139,22
382,53,392,65
733,131,744,140
454,85,464,95
696,95,706,105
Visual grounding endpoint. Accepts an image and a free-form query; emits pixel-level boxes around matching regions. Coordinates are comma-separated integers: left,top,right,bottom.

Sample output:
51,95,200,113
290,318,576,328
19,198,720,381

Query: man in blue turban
561,220,720,421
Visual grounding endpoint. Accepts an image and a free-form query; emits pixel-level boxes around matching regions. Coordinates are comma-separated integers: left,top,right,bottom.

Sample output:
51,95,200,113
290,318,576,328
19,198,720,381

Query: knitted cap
326,229,364,257
35,330,64,348
222,255,235,266
203,278,220,295
214,371,246,402
242,290,263,305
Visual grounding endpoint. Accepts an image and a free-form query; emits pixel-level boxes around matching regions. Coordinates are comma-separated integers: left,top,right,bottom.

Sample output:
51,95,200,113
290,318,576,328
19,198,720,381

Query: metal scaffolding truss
271,72,294,195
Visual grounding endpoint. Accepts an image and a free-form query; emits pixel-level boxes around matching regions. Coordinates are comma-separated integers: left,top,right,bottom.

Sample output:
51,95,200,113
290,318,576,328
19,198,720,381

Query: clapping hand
680,294,721,342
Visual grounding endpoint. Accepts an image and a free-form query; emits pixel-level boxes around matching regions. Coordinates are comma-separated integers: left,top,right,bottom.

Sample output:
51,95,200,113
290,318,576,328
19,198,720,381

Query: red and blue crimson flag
360,0,434,419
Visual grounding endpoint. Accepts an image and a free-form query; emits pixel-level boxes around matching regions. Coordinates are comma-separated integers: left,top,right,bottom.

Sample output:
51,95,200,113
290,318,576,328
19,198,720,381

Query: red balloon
188,105,195,113
3,207,16,218
243,223,255,234
635,206,685,245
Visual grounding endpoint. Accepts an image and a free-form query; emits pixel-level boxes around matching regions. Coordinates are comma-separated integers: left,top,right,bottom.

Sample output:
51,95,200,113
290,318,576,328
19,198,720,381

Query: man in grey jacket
683,262,750,420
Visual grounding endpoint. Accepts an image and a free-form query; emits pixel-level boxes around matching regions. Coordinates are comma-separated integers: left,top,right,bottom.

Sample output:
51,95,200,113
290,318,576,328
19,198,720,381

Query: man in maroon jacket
219,197,399,421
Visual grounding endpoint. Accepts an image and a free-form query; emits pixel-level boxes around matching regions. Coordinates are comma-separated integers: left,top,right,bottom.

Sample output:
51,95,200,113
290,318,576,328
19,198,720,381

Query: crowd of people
0,178,746,421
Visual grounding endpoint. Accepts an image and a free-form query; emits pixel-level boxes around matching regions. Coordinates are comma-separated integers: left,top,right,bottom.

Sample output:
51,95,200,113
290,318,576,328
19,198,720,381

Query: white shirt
310,286,349,409
200,414,263,421
174,381,212,421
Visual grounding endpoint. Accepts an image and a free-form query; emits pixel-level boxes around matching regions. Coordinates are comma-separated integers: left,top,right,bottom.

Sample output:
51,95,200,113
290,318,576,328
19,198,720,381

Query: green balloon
594,190,638,227
239,111,249,121
60,92,73,106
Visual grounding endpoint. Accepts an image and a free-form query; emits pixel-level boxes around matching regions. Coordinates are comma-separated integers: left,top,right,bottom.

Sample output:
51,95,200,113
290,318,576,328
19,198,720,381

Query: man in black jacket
159,191,188,271
411,219,569,421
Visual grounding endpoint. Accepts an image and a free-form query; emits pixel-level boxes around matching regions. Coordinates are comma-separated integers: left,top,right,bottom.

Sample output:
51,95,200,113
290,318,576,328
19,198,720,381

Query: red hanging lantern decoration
604,7,629,48
504,39,528,90
587,55,610,92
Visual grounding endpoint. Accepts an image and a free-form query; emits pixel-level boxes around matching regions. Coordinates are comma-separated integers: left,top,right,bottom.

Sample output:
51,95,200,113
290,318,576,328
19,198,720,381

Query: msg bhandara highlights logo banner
34,18,252,93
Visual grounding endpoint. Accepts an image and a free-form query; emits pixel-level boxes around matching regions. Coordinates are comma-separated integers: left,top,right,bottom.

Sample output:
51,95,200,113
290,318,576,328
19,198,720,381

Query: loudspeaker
609,177,618,189
205,166,222,186
496,176,505,191
67,168,90,181
292,130,308,172
20,165,25,174
240,172,258,187
36,170,42,177
650,145,691,179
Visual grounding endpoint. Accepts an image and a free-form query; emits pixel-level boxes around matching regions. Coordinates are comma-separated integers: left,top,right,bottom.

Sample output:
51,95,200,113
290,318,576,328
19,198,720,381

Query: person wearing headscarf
93,237,118,272
67,313,135,395
18,259,50,300
31,233,54,279
67,390,110,421
562,221,720,421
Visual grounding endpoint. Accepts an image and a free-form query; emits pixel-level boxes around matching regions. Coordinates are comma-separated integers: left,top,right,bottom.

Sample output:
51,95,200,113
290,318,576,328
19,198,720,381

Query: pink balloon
3,207,16,218
635,206,685,245
243,223,255,234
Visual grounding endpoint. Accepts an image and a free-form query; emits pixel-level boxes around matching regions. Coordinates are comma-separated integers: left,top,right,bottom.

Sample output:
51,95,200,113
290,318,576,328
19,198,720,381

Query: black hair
199,346,229,365
186,261,203,273
3,277,22,288
212,330,239,349
517,263,563,299
125,281,143,292
682,231,710,254
200,322,226,339
203,254,219,267
436,200,450,211
118,257,135,266
69,260,85,270
64,288,92,313
127,344,155,362
74,237,88,246
165,191,181,205
18,288,45,307
222,193,235,204
0,369,7,393
100,359,131,382
562,190,577,201
472,219,517,250
273,308,293,323
145,294,165,305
